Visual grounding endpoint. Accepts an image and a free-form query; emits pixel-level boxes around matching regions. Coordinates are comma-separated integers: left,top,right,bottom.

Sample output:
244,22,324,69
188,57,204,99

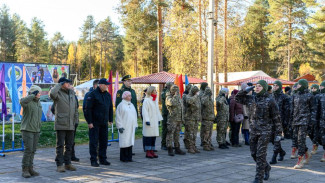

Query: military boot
269,152,278,164
194,147,200,153
291,147,297,159
22,166,31,178
167,147,175,156
57,165,66,172
65,164,76,171
321,151,325,162
188,147,196,154
294,155,304,169
252,178,262,183
264,165,271,180
311,144,318,155
175,147,186,155
278,150,286,161
183,139,189,149
303,151,311,164
203,146,211,151
29,166,39,176
209,144,215,151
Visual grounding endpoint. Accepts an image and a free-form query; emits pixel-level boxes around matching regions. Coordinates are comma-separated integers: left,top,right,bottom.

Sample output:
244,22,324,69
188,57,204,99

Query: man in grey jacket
50,77,79,172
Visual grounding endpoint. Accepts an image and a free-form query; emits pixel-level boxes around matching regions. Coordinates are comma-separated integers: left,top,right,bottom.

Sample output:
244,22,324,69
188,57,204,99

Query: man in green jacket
20,85,42,178
50,77,78,173
115,75,138,116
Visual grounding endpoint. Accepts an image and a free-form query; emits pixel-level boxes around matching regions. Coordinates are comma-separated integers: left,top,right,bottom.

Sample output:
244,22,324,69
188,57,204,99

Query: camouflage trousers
250,133,271,182
320,127,325,150
308,124,319,146
184,120,199,149
292,125,308,156
201,120,214,147
217,121,228,145
283,120,292,138
270,132,284,154
166,120,182,148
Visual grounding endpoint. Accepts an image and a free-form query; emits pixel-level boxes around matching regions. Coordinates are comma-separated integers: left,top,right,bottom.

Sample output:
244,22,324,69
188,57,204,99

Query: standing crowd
18,74,325,183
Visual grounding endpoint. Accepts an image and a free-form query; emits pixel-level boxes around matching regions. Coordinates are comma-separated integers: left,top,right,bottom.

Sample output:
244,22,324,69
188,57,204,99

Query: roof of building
218,75,296,86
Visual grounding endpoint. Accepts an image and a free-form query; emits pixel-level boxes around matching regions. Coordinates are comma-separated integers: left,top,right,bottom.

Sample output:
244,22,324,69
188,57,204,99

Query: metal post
207,0,215,96
12,113,14,149
1,114,5,156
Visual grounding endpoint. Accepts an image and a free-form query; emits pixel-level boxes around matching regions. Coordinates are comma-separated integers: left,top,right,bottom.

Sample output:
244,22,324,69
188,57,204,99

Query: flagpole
12,113,14,149
2,113,5,151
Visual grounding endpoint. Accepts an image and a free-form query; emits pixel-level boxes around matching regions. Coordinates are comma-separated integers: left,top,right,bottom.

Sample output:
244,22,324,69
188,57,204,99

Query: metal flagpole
12,113,14,149
1,114,5,157
207,0,215,97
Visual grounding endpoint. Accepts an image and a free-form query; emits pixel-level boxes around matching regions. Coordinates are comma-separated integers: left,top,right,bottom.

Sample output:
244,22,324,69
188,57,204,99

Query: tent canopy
293,74,318,84
218,76,295,86
131,71,206,84
216,70,270,83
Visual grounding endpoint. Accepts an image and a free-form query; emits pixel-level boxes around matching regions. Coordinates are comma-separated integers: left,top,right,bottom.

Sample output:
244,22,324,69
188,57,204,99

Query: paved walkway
0,132,324,183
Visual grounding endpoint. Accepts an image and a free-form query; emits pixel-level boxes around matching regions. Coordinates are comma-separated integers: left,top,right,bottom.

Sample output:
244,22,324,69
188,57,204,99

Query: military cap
122,75,132,81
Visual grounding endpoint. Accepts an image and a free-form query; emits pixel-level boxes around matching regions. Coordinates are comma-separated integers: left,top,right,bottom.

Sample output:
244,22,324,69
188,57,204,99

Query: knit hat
232,89,239,95
298,79,308,91
320,81,325,87
273,80,282,93
285,86,291,93
200,82,208,91
310,84,319,90
320,81,325,93
257,80,268,95
241,83,248,91
29,85,42,95
219,88,229,96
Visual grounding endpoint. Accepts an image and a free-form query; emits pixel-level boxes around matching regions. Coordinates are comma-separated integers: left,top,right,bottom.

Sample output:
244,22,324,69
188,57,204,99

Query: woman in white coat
116,91,138,162
142,86,163,158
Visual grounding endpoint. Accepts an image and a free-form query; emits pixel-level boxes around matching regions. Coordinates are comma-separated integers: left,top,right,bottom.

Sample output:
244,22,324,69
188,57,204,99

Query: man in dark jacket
290,79,316,169
83,79,99,119
236,80,282,183
269,81,288,164
161,82,174,150
86,78,113,167
115,75,138,115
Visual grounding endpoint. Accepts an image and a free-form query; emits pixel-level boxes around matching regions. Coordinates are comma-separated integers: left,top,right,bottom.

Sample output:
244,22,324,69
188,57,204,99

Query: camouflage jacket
166,92,184,122
184,94,202,121
273,91,290,124
161,88,169,116
235,91,282,135
315,93,325,128
201,93,215,121
290,89,316,126
216,93,229,122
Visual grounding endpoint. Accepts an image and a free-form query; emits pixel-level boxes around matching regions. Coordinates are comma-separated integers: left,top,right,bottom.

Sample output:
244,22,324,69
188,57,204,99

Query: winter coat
20,94,42,133
273,90,290,125
83,87,94,122
115,100,138,148
235,91,282,136
291,89,316,126
229,94,243,122
142,96,163,137
50,84,78,131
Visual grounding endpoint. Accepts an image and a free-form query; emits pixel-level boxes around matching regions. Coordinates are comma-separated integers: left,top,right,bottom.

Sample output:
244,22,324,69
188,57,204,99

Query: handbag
234,114,244,123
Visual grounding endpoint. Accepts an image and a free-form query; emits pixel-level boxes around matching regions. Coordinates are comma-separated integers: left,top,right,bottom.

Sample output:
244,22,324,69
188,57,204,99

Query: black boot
252,178,261,183
264,165,271,180
278,150,286,161
168,147,174,156
269,152,278,164
175,147,186,155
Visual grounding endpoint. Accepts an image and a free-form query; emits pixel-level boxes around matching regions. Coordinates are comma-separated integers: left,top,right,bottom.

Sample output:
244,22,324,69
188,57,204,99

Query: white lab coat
142,96,163,137
115,100,138,148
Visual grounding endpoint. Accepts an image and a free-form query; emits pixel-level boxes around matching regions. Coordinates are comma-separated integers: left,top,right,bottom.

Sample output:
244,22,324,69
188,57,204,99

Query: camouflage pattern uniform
183,84,192,149
200,87,215,150
161,82,174,149
216,89,229,146
236,80,282,183
315,85,325,153
184,86,201,153
309,85,320,149
199,82,208,146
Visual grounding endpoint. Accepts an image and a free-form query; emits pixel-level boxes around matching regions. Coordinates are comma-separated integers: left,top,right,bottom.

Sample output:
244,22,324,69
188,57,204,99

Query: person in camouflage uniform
165,85,186,156
184,86,201,154
199,82,208,146
216,88,229,149
183,84,192,149
200,87,215,151
236,80,282,183
290,79,316,169
316,81,325,162
290,83,299,159
161,82,174,150
310,84,320,155
269,81,288,164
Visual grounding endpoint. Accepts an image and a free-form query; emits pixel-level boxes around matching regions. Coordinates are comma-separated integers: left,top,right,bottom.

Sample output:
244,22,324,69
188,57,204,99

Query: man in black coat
86,78,113,167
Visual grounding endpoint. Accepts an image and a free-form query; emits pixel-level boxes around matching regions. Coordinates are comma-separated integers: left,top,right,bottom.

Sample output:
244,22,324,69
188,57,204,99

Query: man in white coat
116,91,138,162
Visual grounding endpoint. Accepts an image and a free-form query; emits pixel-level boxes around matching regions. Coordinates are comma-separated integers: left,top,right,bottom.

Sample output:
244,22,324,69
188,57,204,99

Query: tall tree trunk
89,28,92,80
100,37,103,78
134,50,138,77
224,0,228,84
199,0,203,78
288,6,292,81
260,30,264,71
215,0,219,94
157,0,163,72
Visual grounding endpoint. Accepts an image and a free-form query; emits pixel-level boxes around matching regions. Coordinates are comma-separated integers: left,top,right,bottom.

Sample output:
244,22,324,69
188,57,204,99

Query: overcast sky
1,0,122,42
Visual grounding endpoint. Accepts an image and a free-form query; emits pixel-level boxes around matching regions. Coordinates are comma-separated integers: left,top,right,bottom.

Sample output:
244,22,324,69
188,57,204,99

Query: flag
178,74,184,98
174,74,179,86
0,65,7,116
185,74,189,86
20,66,26,115
9,65,20,114
108,70,113,101
113,71,119,104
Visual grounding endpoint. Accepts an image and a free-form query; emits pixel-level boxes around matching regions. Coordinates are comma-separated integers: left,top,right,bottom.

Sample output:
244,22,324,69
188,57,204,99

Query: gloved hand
146,122,150,126
32,90,39,96
119,128,124,133
245,86,255,93
244,116,249,119
274,135,282,142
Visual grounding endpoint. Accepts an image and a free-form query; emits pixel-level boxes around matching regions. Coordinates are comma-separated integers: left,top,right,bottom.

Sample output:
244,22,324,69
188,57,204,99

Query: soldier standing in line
200,87,215,151
184,86,201,154
216,88,230,149
236,80,282,183
165,85,186,156
183,84,192,149
269,81,287,164
310,84,320,155
290,79,315,169
199,82,208,146
316,81,325,162
161,82,174,150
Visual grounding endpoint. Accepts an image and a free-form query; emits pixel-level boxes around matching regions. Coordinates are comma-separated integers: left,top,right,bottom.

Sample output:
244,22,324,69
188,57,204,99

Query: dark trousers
242,129,250,143
161,115,168,147
21,131,40,167
55,130,74,166
89,124,108,162
230,121,241,145
72,124,78,158
120,146,133,161
143,136,156,151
